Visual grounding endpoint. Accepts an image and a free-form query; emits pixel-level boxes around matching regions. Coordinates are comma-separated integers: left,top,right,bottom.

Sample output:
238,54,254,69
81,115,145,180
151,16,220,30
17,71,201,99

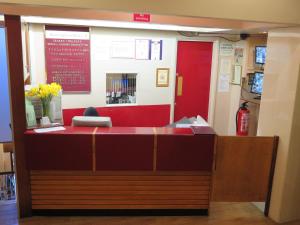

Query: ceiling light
21,16,230,33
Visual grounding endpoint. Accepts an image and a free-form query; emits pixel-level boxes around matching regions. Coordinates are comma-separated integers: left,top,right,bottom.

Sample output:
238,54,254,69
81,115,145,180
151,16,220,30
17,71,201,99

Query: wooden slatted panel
30,171,211,176
32,205,208,209
212,136,276,202
31,171,211,210
31,190,208,195
31,180,210,185
31,175,211,181
31,194,209,200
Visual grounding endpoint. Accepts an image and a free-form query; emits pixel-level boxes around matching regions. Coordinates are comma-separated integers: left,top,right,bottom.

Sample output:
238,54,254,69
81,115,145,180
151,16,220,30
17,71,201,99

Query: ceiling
0,3,297,35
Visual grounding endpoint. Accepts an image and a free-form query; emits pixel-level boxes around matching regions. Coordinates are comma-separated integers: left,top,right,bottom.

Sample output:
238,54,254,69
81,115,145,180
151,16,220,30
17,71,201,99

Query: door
175,41,213,122
0,27,12,143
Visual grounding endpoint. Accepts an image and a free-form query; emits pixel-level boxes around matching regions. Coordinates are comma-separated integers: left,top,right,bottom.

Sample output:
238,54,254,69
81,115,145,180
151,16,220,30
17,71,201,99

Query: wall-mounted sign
232,65,242,85
151,40,163,60
234,47,244,65
45,26,91,93
220,42,234,56
218,74,230,92
135,39,151,60
111,40,135,59
133,13,151,22
220,58,232,74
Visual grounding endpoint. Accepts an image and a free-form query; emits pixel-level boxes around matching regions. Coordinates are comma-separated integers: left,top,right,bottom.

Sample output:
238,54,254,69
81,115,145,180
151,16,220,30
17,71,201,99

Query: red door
174,41,213,121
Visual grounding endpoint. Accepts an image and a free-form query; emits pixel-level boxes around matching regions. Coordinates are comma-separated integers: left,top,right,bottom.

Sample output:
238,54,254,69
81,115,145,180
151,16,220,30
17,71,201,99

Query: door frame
171,38,219,125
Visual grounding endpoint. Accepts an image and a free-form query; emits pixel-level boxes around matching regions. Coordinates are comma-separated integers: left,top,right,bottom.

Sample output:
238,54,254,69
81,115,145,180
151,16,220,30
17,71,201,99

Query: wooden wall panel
30,171,211,210
5,15,31,217
212,136,276,202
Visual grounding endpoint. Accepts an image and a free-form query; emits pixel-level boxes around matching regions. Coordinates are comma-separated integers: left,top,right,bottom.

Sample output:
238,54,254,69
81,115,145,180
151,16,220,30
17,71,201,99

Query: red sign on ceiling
133,13,151,22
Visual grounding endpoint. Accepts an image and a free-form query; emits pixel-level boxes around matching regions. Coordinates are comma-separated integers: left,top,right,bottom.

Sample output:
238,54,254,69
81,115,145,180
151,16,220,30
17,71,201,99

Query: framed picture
156,68,169,87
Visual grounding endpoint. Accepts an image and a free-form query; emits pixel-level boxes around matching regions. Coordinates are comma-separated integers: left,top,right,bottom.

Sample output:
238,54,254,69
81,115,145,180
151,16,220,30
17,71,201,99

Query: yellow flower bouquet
25,83,62,117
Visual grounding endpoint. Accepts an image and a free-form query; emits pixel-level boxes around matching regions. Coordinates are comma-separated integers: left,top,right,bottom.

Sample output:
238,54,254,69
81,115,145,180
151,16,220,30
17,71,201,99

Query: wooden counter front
25,126,215,213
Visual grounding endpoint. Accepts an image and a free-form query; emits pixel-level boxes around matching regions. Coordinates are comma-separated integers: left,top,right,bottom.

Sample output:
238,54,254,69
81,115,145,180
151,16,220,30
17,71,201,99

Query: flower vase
42,98,51,119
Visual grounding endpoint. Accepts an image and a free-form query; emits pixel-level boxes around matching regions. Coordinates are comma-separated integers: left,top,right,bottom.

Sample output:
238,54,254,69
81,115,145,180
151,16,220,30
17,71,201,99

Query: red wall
63,104,171,127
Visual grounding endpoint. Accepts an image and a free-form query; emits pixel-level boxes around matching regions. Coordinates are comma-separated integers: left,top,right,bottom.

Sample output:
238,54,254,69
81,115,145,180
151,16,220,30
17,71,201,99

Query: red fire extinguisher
236,102,250,136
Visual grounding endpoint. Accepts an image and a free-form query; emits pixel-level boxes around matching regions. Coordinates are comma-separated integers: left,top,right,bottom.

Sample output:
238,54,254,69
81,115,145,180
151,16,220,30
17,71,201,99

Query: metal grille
106,73,137,105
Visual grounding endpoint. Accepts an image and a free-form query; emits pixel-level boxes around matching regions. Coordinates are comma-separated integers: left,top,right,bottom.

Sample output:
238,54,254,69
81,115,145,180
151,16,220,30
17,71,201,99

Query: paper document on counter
34,126,65,133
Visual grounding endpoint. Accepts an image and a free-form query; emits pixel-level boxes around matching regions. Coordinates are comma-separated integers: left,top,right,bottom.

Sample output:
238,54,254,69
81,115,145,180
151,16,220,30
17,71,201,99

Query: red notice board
45,26,91,92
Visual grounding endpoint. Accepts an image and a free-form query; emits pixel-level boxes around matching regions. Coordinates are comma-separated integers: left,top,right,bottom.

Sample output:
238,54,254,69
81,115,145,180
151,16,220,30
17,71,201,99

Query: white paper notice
95,40,110,60
218,74,230,92
45,30,89,40
234,47,244,65
232,65,242,84
111,41,135,58
135,39,150,60
220,43,234,56
220,58,232,74
151,40,162,60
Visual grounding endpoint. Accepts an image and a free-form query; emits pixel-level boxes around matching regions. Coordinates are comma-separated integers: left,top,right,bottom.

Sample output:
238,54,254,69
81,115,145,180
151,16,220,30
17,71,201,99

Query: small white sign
234,47,244,65
45,30,89,40
94,40,110,60
218,74,230,92
135,39,150,60
232,65,242,84
151,39,163,60
111,41,135,59
220,58,232,74
220,43,234,56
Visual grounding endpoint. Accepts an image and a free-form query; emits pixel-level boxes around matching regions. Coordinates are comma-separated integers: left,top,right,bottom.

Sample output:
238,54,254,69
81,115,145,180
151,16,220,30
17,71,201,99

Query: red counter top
25,126,215,136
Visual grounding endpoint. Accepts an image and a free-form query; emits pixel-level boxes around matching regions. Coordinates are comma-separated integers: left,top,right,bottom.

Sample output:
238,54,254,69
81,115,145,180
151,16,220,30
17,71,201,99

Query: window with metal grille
106,73,137,105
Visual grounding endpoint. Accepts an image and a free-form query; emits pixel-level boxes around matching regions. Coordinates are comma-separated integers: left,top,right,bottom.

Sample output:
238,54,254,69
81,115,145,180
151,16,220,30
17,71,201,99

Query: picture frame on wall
156,68,169,87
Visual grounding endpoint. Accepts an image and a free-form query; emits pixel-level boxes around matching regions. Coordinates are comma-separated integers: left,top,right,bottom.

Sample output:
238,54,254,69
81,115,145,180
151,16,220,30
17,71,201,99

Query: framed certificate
156,68,169,87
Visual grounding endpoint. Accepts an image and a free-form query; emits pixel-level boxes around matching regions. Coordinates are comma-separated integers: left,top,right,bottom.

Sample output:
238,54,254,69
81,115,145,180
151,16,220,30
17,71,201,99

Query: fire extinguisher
236,102,250,136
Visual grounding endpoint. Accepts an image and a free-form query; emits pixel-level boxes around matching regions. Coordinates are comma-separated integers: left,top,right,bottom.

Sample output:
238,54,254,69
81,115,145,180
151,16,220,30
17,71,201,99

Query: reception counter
25,126,215,213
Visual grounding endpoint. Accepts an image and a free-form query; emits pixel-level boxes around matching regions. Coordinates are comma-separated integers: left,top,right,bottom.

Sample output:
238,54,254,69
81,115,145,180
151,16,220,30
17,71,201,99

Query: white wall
28,24,225,124
213,40,247,135
29,25,178,109
257,27,300,223
29,23,47,85
89,29,177,109
27,23,246,130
